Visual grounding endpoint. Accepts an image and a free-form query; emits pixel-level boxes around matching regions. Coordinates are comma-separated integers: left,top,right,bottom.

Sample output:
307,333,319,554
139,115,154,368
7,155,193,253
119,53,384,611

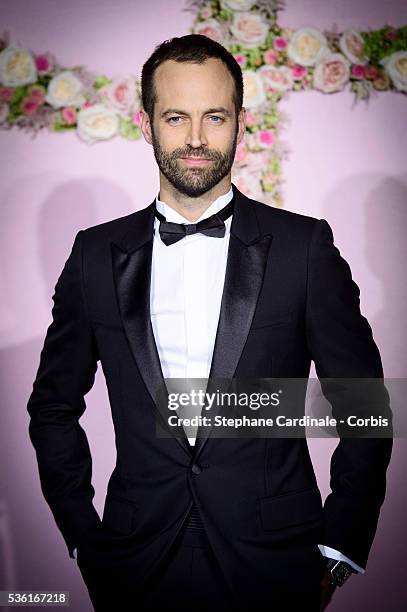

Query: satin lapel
193,187,273,459
111,202,192,458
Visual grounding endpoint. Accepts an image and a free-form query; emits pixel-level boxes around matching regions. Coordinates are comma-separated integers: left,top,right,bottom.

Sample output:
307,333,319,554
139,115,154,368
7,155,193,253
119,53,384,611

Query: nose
185,118,208,149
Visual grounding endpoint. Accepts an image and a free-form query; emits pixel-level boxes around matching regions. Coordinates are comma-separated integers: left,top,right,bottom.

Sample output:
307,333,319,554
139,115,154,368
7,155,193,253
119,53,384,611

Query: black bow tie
154,198,234,246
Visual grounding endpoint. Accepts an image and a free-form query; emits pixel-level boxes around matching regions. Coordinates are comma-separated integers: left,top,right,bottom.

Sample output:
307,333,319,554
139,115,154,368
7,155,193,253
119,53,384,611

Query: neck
158,173,232,222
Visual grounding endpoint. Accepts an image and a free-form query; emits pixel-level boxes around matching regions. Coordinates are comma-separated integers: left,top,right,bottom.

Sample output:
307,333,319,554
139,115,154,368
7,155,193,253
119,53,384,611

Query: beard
151,125,238,198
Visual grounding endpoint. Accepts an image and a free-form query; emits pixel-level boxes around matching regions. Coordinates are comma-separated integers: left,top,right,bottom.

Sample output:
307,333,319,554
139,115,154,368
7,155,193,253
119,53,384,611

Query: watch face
331,562,353,587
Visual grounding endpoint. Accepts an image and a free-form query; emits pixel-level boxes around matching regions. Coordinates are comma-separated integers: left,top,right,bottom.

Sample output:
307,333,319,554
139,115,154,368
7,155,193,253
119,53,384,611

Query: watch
325,558,355,587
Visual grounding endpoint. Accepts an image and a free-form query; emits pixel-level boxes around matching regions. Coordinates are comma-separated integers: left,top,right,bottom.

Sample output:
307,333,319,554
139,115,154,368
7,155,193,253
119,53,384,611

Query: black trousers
138,529,235,612
79,527,234,612
79,528,323,612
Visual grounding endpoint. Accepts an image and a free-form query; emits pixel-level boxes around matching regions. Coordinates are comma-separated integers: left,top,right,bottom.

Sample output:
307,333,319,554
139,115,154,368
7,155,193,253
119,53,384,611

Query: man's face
141,58,245,198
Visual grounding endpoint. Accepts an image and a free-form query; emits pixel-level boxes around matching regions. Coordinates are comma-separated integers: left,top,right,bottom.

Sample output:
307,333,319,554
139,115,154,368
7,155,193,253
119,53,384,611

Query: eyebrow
160,107,232,118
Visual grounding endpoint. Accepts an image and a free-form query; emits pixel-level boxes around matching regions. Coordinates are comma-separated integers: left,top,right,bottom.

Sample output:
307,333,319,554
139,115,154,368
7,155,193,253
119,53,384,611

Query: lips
180,157,212,166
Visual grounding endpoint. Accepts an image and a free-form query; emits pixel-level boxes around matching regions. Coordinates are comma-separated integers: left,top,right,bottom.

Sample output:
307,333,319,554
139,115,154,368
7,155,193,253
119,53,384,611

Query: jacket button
191,463,202,475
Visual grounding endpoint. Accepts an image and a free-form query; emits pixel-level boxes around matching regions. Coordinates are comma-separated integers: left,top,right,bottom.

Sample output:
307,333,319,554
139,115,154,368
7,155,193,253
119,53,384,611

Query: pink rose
273,37,288,51
351,64,366,79
365,65,379,80
21,97,39,115
0,86,13,102
35,53,54,74
256,129,275,149
82,100,94,108
132,110,142,126
291,65,307,80
259,65,293,92
234,140,248,164
27,85,45,104
384,28,397,40
234,54,247,67
245,110,258,127
263,49,279,65
62,106,77,125
194,19,224,43
99,76,137,117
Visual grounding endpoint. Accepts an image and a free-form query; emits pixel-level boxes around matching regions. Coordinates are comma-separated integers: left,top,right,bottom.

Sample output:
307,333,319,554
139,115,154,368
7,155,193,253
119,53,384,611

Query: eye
167,116,183,124
208,115,224,123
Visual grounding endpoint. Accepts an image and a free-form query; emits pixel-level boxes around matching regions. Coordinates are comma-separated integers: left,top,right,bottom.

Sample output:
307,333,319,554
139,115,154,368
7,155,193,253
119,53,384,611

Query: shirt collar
155,186,233,224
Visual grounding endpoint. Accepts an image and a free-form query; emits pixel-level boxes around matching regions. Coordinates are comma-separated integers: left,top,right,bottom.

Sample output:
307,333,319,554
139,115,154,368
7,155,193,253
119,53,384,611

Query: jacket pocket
259,486,322,531
102,495,139,535
251,310,294,330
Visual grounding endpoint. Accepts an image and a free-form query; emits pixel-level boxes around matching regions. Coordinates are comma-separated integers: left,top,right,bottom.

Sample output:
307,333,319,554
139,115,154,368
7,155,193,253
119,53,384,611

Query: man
27,35,392,611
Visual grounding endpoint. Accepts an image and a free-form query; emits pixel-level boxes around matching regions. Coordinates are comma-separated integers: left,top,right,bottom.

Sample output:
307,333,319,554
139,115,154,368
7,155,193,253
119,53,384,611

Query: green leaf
119,117,141,140
52,122,76,132
362,25,407,64
93,75,112,89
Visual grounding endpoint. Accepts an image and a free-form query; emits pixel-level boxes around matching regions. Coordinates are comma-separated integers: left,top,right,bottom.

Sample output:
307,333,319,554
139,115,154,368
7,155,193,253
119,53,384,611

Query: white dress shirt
74,186,363,573
151,186,233,447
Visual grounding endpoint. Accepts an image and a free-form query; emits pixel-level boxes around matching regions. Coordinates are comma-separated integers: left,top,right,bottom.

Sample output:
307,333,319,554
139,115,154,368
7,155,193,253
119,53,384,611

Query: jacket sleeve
306,219,392,569
27,230,102,559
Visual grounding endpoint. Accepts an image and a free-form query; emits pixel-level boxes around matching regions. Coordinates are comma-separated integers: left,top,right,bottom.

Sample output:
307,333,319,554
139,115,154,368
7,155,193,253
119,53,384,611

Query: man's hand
320,569,336,611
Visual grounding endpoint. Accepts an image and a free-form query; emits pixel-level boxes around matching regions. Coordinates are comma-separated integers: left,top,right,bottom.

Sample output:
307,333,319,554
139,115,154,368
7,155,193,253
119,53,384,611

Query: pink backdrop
1,1,406,610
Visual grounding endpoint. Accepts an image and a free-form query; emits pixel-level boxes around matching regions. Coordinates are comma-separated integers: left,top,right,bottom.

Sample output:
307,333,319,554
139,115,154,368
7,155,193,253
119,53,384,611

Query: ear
237,107,246,144
140,108,153,145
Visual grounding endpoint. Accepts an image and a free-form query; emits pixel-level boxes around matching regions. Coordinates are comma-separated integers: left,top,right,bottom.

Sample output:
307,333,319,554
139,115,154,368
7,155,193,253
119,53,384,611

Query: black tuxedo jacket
27,185,392,602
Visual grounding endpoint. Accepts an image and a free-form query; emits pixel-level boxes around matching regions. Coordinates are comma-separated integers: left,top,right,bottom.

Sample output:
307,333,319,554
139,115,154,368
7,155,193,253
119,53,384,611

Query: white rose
77,104,119,144
259,65,293,92
313,53,350,93
0,46,37,86
339,29,368,65
193,19,225,44
287,27,329,66
46,70,84,108
231,169,263,200
231,12,269,48
242,70,266,109
380,51,407,92
220,0,256,10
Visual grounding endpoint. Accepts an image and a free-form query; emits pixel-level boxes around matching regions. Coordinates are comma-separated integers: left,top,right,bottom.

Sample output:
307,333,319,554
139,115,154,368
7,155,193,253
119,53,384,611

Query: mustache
173,147,222,160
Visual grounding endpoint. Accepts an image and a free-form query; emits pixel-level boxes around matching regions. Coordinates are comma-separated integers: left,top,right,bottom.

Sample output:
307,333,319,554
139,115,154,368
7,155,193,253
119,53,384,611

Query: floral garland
190,0,407,202
0,0,406,204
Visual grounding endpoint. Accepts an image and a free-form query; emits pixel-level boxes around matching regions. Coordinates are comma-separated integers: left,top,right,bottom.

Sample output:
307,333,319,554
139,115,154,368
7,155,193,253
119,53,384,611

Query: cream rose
242,70,266,108
77,104,119,144
46,71,84,108
380,51,407,92
220,0,256,10
0,46,37,86
287,28,329,67
339,29,368,65
231,12,269,48
259,65,293,92
313,53,350,93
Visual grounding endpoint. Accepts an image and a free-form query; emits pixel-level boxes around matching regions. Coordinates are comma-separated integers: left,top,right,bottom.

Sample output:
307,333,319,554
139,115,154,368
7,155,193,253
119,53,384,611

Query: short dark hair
141,34,243,120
